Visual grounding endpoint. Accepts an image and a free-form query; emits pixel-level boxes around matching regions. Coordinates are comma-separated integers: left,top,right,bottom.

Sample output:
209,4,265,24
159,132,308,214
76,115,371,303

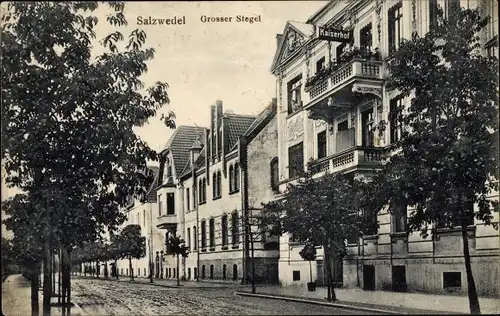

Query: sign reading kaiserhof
317,25,352,43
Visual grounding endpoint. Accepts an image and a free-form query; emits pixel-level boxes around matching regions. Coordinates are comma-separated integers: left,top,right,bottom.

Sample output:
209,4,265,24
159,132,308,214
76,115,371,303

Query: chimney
271,97,277,106
276,34,283,47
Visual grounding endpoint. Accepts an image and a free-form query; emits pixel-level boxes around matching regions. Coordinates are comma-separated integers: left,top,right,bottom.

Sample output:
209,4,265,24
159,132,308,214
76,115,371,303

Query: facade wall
273,0,499,295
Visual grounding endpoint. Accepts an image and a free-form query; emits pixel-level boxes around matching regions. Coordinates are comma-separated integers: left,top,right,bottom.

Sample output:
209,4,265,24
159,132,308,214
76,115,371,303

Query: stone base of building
343,255,499,297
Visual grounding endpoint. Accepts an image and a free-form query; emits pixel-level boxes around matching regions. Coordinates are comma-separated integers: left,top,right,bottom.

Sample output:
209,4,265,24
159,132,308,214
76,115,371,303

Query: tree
299,242,317,289
1,2,175,314
119,225,146,281
263,172,367,302
3,194,45,316
377,6,498,315
166,234,189,286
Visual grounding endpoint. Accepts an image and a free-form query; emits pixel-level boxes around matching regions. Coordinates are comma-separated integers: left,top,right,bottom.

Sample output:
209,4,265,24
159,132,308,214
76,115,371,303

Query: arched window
199,179,203,203
217,170,222,196
232,264,238,281
203,178,207,201
231,212,239,245
229,165,234,192
234,163,240,191
270,157,279,191
201,265,206,279
210,264,214,279
212,173,217,198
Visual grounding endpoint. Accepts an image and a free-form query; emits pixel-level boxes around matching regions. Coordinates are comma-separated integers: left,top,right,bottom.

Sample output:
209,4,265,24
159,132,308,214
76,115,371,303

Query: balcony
156,214,177,230
308,146,385,175
303,54,385,114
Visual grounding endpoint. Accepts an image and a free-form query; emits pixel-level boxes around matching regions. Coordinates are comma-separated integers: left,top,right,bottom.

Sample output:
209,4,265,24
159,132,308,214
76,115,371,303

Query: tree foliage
375,6,498,314
298,242,317,262
379,6,498,237
1,1,175,251
118,224,146,260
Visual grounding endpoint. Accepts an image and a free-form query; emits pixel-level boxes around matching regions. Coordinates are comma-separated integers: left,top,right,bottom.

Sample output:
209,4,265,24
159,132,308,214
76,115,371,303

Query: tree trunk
31,263,40,316
58,250,62,304
43,240,52,316
309,260,313,284
129,258,134,281
251,239,256,294
462,225,481,314
115,259,119,280
176,254,180,286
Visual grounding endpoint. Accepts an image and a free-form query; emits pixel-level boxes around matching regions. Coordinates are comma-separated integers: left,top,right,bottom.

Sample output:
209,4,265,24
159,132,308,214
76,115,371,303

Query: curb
234,291,406,315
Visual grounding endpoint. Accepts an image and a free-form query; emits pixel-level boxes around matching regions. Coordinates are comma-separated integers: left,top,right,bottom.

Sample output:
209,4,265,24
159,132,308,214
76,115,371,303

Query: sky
1,1,327,235
99,1,328,153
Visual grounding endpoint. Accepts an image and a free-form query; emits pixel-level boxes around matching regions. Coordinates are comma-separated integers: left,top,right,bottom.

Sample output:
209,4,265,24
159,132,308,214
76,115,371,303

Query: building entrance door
392,266,407,292
363,265,375,290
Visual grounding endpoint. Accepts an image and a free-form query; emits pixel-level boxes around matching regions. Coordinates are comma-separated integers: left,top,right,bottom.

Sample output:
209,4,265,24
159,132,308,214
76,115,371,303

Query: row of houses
115,0,499,296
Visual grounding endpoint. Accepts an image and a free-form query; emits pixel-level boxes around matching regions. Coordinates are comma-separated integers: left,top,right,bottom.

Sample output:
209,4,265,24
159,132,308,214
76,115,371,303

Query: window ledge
198,201,207,206
231,245,240,249
436,225,475,234
363,234,378,241
212,196,222,201
201,248,207,253
391,231,408,238
209,247,216,251
221,246,228,250
229,189,240,195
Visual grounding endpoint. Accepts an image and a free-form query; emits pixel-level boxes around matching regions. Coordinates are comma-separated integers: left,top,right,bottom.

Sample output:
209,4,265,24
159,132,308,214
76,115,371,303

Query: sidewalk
75,274,250,289
2,274,85,316
239,284,500,315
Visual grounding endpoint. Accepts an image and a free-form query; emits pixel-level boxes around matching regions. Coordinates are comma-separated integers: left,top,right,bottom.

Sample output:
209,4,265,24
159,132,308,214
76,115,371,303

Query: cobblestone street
69,277,372,315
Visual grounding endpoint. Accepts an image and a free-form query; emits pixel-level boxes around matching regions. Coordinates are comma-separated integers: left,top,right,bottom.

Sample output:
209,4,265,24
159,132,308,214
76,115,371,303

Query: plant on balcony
305,65,334,90
375,6,498,315
262,172,376,302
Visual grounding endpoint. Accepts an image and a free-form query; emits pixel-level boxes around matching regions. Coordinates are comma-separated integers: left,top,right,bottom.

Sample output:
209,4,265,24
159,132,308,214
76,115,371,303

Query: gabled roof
226,114,257,150
270,20,315,73
145,166,160,202
159,125,207,177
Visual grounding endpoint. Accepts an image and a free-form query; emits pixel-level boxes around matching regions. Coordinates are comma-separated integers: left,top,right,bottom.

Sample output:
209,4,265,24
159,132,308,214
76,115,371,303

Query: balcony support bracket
352,83,383,100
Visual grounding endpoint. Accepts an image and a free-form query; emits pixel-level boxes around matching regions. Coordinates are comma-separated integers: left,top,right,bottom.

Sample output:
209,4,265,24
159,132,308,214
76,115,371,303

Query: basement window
443,272,461,289
293,270,301,281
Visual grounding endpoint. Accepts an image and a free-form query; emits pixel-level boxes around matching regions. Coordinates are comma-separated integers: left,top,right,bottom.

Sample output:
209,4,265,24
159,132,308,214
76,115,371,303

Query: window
203,179,207,201
292,270,301,281
335,43,346,63
392,202,407,233
221,215,228,246
337,119,348,131
217,171,222,196
451,197,474,227
212,173,217,198
199,178,207,203
234,163,240,191
166,163,172,178
144,268,146,276
193,226,197,250
317,131,327,159
143,211,146,228
443,272,461,289
187,227,191,250
429,0,438,31
446,0,460,19
186,188,190,211
316,56,325,74
158,194,162,216
173,268,176,278
209,218,215,249
229,165,234,192
388,2,403,55
138,268,140,276
194,267,197,279
166,193,175,215
232,264,238,280
188,268,191,280
360,23,373,52
201,220,207,248
231,212,239,245
390,96,403,144
126,268,128,276
288,142,304,178
270,157,279,191
361,108,374,147
199,180,203,203
210,265,214,279
223,264,227,280
168,268,171,278
202,265,206,279
287,75,303,114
